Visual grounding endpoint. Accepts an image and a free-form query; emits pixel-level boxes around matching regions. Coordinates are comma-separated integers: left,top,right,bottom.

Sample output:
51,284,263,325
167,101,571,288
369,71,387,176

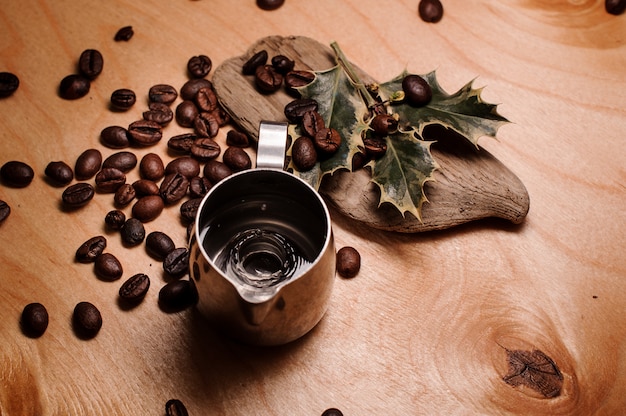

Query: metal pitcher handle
256,121,288,170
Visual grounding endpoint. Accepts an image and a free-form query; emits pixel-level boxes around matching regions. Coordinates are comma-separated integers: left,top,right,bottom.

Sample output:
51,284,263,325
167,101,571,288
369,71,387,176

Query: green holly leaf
379,70,509,146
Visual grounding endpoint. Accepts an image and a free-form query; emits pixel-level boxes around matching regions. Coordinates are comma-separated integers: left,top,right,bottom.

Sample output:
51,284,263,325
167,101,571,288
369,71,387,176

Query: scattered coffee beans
21,303,49,338
314,128,342,155
158,279,197,312
95,167,126,193
271,54,295,75
1,160,34,187
223,146,252,171
284,98,319,122
120,218,146,246
94,252,123,281
127,119,163,146
418,0,444,23
242,50,268,75
139,153,165,181
226,129,250,147
0,72,19,98
59,74,90,99
165,399,189,416
74,148,102,180
176,101,200,128
145,231,176,260
149,84,178,104
72,301,102,339
132,195,164,223
402,74,432,106
370,114,398,136
44,161,73,185
187,54,212,78
336,246,361,278
302,110,325,138
160,173,190,204
292,136,317,171
104,210,126,230
166,156,201,179
195,86,218,112
110,88,136,110
114,25,134,41
0,200,10,223
180,78,213,101
163,247,190,277
168,133,197,153
143,102,174,125
321,408,344,416
180,198,202,223
255,64,283,93
191,138,221,162
114,183,136,206
102,151,137,173
189,176,212,198
75,235,107,263
78,49,104,80
606,0,626,14
62,183,95,207
256,0,285,11
203,160,232,184
194,112,220,138
132,179,160,196
118,273,150,303
284,70,315,92
100,125,131,149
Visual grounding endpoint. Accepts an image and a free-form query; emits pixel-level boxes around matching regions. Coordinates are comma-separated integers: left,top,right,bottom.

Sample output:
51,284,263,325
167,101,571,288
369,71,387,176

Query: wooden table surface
1,1,625,415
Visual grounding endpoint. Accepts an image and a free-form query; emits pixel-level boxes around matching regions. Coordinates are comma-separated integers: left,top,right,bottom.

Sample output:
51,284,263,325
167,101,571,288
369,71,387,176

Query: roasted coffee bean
132,195,164,223
102,151,137,173
104,210,126,230
44,161,73,185
143,102,173,125
180,198,202,223
132,179,159,196
146,231,176,260
606,0,626,14
114,25,134,41
226,129,250,148
1,160,34,187
0,200,10,223
203,160,232,184
175,100,199,128
94,252,123,281
163,248,190,278
223,147,252,172
402,74,432,106
120,217,145,246
418,0,443,23
284,70,315,91
110,88,136,110
321,408,344,416
191,138,221,162
302,110,325,138
284,98,318,122
148,84,178,105
195,86,218,112
336,246,361,278
100,125,130,149
62,183,95,207
271,54,295,75
363,136,388,158
114,183,136,206
370,114,398,136
292,136,317,171
75,235,107,263
160,173,189,204
180,78,213,101
165,399,189,416
189,176,212,198
210,106,231,126
95,167,126,193
119,273,150,303
0,72,19,98
139,153,165,181
74,148,102,180
242,49,268,75
314,128,342,155
166,156,200,178
59,74,90,99
255,65,283,93
20,302,49,338
167,133,196,153
194,112,220,138
257,0,285,10
159,280,197,312
78,49,103,80
187,54,212,78
128,120,163,146
72,301,102,339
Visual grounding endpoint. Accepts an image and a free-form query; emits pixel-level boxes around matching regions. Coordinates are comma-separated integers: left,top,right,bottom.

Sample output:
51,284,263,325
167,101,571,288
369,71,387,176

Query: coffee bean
402,74,432,106
20,303,49,338
166,156,200,178
114,183,136,206
175,100,199,128
191,138,221,162
195,86,218,112
284,98,318,122
74,148,102,180
75,235,107,263
226,129,250,148
0,200,10,223
62,183,95,207
160,173,189,204
606,0,626,14
72,301,102,339
292,136,317,171
114,25,134,41
363,136,388,159
149,84,178,105
78,49,103,80
189,176,212,198
0,72,19,98
314,128,342,155
209,106,231,126
120,217,146,246
167,133,197,153
102,151,137,173
180,78,213,101
44,161,73,185
302,110,325,138
418,0,444,23
187,54,212,78
159,279,197,312
223,147,252,172
165,399,189,416
132,195,164,223
242,50,268,75
143,102,174,125
321,408,344,416
119,273,150,303
370,114,398,136
284,70,315,93
128,119,163,146
132,179,159,196
336,246,361,278
59,74,90,99
271,54,295,75
146,231,176,260
255,64,283,93
94,252,123,281
139,153,165,181
194,112,220,138
257,0,285,10
180,198,202,223
203,160,232,184
110,88,136,110
100,125,130,149
1,160,34,187
104,210,126,230
95,167,126,193
163,247,190,277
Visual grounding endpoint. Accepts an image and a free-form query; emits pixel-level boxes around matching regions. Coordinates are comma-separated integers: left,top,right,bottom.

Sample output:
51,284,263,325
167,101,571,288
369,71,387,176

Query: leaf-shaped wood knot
503,348,563,398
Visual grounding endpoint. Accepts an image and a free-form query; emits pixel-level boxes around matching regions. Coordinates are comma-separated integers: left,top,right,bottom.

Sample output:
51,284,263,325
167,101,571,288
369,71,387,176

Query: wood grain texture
1,0,625,415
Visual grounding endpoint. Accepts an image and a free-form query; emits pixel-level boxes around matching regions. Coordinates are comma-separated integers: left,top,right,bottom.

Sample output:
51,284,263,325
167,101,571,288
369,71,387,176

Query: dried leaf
503,349,563,398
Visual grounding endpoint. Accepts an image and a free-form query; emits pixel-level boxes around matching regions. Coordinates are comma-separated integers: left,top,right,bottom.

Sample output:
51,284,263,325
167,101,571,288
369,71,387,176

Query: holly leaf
379,70,509,147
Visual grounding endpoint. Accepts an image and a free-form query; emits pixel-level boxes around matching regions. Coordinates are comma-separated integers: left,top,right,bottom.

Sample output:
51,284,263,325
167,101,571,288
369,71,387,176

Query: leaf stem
330,41,378,109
